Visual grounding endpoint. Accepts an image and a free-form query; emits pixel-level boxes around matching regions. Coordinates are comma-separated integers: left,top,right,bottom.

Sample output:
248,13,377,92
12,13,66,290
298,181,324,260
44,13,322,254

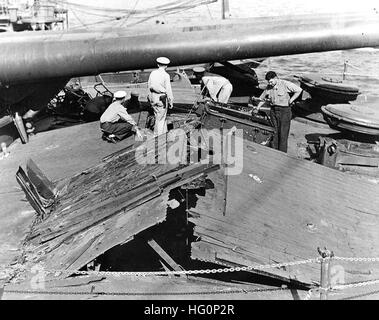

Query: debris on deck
15,119,220,280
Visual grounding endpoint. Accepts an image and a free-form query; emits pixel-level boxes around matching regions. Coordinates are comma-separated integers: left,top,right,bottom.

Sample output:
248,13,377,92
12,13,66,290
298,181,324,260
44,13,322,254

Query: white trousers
217,82,233,103
152,104,168,136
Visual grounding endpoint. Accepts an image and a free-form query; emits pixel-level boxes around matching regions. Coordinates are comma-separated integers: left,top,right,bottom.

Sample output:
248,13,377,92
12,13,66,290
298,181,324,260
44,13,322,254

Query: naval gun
1,11,379,141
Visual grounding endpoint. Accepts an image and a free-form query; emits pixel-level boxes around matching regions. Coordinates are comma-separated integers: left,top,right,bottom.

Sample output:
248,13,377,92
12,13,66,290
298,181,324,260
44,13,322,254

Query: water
66,0,379,99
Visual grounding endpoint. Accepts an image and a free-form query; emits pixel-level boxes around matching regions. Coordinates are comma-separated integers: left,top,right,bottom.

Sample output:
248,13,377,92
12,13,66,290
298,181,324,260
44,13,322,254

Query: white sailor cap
156,57,170,65
114,90,127,99
193,66,206,73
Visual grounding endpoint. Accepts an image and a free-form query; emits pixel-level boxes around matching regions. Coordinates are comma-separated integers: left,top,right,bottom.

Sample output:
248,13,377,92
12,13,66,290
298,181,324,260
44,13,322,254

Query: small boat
194,99,275,146
321,100,379,136
297,74,360,103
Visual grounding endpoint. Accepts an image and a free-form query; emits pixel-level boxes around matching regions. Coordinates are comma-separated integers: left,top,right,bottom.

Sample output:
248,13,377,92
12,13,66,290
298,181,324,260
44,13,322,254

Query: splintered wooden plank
37,191,169,273
189,140,379,286
26,159,56,200
20,123,220,278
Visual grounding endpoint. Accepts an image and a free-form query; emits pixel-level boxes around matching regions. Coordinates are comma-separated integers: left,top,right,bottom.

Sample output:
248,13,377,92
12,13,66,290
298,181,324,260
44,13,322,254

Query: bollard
318,247,334,300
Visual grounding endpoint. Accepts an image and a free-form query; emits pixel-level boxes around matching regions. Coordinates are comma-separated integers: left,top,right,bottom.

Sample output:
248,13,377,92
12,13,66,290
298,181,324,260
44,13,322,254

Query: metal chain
3,255,379,279
332,279,379,291
41,258,319,277
1,258,319,278
334,256,379,263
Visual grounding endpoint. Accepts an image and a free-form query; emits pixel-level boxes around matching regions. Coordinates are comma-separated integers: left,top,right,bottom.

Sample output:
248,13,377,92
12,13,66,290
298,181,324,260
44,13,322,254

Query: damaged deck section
189,140,379,287
17,122,219,278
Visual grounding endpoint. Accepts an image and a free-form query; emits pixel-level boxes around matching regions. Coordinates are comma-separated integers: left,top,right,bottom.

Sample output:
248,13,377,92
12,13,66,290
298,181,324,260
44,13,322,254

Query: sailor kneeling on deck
255,71,302,153
100,90,143,142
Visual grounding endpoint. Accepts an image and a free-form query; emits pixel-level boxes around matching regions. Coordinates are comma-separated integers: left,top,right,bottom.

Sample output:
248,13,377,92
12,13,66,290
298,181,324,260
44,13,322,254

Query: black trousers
100,121,133,140
269,106,292,153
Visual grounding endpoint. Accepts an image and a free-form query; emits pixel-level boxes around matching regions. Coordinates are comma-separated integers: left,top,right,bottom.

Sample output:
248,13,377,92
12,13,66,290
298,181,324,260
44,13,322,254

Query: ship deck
1,115,379,300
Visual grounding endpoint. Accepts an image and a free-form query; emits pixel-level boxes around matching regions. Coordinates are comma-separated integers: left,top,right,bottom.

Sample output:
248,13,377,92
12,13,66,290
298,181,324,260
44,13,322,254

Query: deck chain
332,279,379,291
1,258,319,278
42,257,319,277
2,256,379,278
334,257,379,263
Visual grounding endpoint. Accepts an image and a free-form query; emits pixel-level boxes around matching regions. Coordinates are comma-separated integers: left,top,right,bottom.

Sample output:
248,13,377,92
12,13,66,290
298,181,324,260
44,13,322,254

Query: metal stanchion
318,247,334,300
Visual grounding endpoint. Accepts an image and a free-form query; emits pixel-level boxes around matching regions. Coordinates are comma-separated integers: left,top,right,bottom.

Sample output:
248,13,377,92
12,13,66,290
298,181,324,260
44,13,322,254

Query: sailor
193,66,233,104
255,71,302,153
147,56,173,136
100,90,143,142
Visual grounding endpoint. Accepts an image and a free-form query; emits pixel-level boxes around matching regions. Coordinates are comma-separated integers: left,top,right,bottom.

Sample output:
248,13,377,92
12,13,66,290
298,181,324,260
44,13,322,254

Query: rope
183,82,209,123
118,0,141,28
67,0,216,29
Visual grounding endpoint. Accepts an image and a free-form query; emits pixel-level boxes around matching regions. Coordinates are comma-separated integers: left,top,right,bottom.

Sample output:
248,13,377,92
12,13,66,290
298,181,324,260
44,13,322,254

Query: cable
118,0,141,28
127,0,216,27
70,7,89,30
68,0,216,29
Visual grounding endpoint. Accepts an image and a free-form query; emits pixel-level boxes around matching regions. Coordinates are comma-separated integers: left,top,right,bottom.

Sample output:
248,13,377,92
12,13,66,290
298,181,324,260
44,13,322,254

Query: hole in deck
79,182,306,290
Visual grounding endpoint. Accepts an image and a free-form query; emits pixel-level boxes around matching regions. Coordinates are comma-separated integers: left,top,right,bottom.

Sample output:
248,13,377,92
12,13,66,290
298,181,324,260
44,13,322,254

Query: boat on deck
194,99,275,146
321,99,379,136
297,74,360,104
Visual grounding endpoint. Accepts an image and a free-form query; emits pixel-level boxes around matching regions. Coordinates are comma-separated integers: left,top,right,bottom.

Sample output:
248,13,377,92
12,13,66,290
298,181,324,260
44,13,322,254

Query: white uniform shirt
201,76,231,101
147,67,173,105
100,100,136,126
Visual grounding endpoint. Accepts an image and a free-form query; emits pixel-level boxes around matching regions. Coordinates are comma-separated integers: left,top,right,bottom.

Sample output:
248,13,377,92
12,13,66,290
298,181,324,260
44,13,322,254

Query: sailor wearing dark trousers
255,71,302,153
100,91,143,142
147,57,174,136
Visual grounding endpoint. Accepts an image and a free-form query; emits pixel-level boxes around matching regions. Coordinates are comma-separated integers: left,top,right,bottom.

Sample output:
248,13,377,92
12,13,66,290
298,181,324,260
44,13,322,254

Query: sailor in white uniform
100,90,142,142
147,56,174,136
193,66,233,104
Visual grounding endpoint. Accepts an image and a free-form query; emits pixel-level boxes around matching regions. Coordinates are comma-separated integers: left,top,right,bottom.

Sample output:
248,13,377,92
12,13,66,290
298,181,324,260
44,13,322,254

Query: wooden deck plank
2,274,304,300
189,140,379,286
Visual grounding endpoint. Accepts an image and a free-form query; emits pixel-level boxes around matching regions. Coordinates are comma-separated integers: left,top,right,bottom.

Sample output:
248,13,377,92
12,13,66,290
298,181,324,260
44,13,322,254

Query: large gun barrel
1,12,379,84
